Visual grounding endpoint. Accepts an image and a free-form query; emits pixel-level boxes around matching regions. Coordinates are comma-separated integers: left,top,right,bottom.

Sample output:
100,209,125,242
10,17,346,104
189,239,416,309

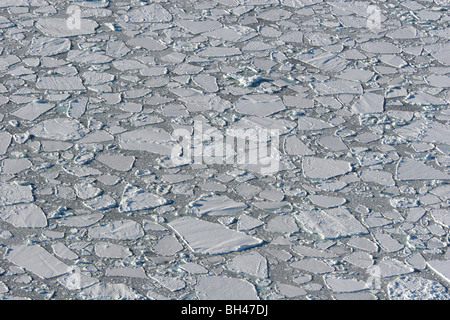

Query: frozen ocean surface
0,0,449,300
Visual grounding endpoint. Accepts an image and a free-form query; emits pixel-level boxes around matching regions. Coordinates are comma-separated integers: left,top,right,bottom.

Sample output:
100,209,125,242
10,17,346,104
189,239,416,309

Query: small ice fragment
57,213,103,228
83,194,117,211
360,170,395,186
276,283,306,298
66,97,87,119
179,263,208,275
265,215,298,233
0,158,32,175
431,209,450,228
237,214,264,231
311,79,363,95
373,231,404,253
150,275,185,292
178,20,222,34
36,76,85,91
74,183,102,200
27,37,70,56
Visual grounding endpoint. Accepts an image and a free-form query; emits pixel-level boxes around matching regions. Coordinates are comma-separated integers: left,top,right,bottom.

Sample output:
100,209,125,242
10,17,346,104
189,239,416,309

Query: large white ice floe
89,220,144,240
4,245,69,279
0,182,33,206
186,194,247,216
37,18,98,37
168,217,263,255
118,127,178,155
396,158,450,181
294,208,368,239
388,276,449,300
30,118,88,141
302,157,352,179
119,184,169,213
195,276,259,300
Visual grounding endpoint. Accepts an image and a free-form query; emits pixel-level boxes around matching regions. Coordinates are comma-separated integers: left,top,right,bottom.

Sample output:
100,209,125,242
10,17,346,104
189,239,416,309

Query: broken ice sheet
388,276,449,300
0,0,446,301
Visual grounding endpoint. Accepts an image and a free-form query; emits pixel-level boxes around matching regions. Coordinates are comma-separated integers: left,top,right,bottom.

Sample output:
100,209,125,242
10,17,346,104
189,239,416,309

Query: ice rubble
0,0,448,301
